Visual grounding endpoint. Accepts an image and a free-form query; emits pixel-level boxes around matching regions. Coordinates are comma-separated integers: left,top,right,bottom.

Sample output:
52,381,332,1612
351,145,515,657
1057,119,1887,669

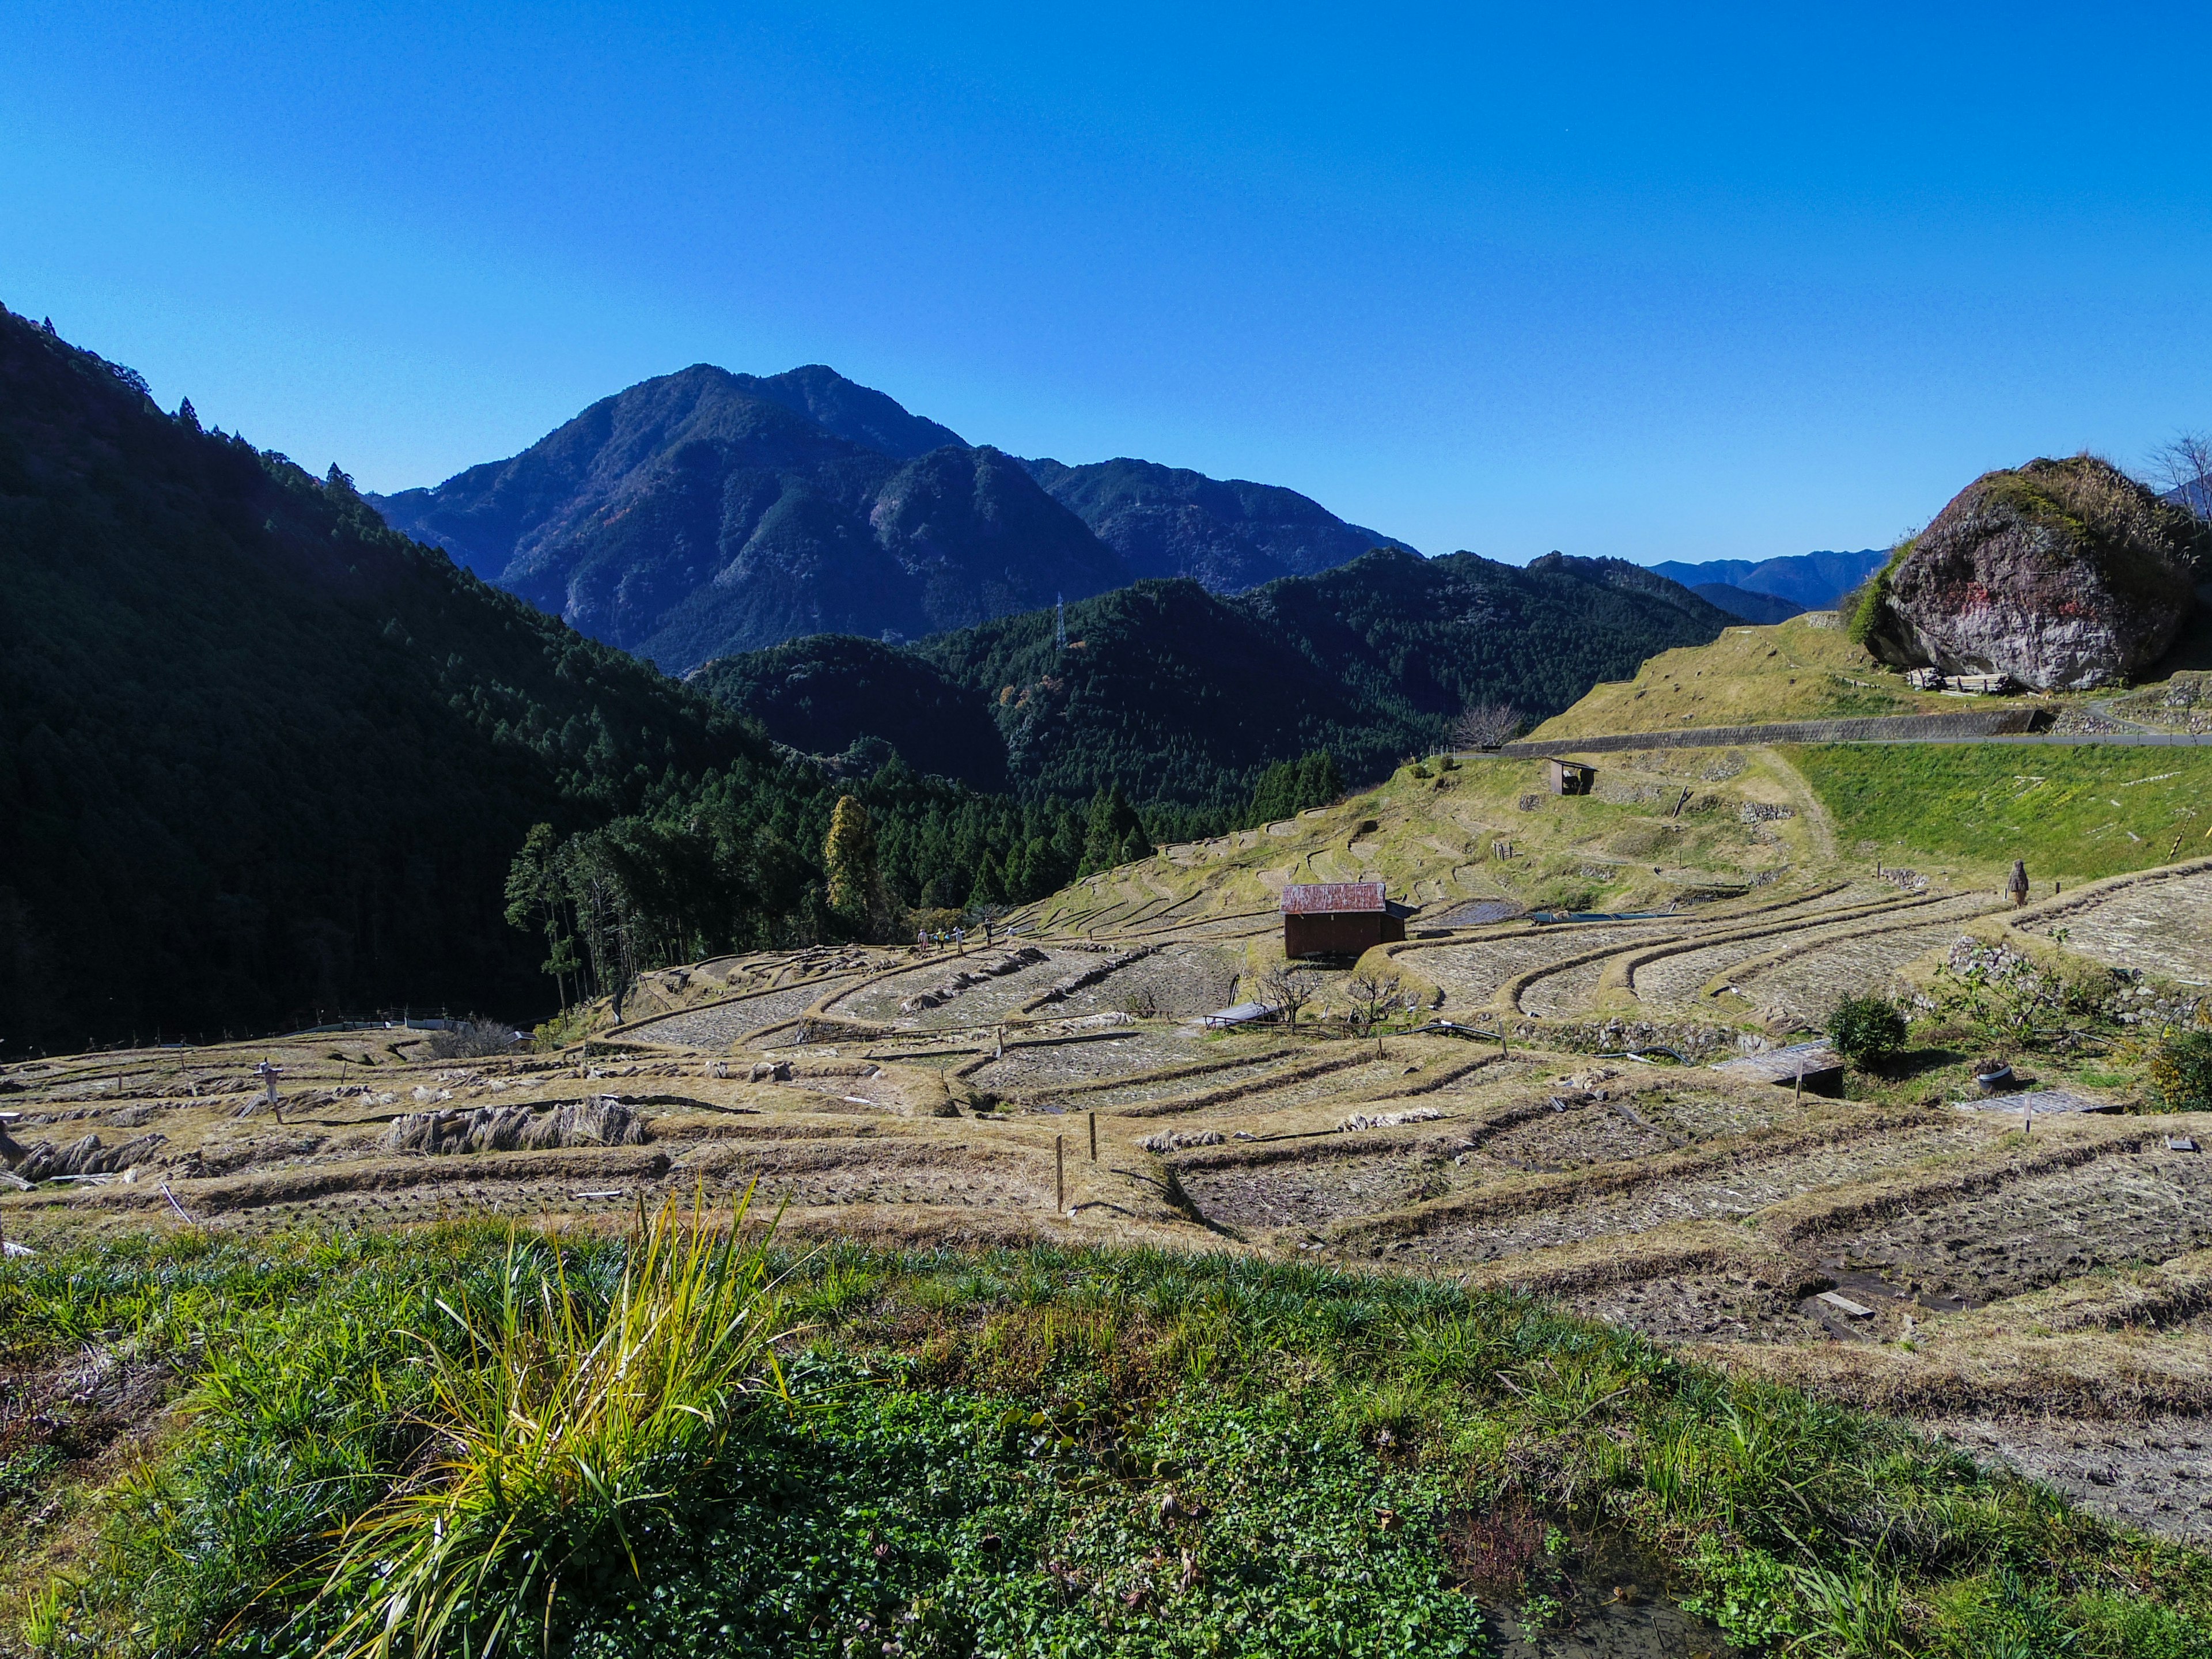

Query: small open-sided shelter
1547,759,1596,796
1281,881,1411,957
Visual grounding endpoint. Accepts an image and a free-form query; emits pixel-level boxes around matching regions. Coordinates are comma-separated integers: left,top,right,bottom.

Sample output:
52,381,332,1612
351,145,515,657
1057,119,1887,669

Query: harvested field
1175,1137,1459,1232
1022,1046,1306,1109
1041,941,1245,1018
2028,866,2212,984
617,978,844,1047
1377,1120,1987,1270
822,946,1078,1028
1627,890,1989,1010
14,737,2212,1556
1411,923,1676,1010
1796,1141,2212,1304
961,1029,1205,1094
1729,899,2008,1022
1926,1414,2212,1546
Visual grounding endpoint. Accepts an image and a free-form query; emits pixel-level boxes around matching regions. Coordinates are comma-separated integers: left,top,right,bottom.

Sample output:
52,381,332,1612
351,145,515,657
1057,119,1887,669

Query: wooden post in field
1088,1111,1097,1162
1056,1134,1066,1214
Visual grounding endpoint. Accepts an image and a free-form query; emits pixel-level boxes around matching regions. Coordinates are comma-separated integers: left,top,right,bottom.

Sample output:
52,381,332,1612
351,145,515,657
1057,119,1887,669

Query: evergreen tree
965,855,1004,910
1248,759,1297,824
1295,750,1342,809
503,823,573,1008
177,396,199,431
823,794,881,937
1080,784,1150,875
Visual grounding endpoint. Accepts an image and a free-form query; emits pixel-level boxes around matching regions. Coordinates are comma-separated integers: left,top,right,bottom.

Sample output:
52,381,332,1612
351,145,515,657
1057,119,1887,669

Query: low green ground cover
1787,743,2212,882
3,1217,2209,1658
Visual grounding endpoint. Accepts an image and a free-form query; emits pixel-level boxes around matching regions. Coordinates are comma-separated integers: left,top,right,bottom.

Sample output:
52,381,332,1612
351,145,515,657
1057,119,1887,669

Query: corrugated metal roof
1281,881,1387,914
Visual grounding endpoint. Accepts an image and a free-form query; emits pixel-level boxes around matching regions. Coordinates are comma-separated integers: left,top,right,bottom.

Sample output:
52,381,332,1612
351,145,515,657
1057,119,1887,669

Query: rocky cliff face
1857,457,2205,690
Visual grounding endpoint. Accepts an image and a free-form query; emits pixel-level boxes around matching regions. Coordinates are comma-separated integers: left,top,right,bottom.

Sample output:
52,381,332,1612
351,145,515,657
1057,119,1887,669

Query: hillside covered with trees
692,550,1733,810
0,315,1164,1050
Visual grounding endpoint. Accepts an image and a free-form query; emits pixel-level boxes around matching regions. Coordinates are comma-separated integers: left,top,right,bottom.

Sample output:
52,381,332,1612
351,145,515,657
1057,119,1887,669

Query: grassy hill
1521,608,2212,888
9,1219,2207,1658
1527,612,1943,738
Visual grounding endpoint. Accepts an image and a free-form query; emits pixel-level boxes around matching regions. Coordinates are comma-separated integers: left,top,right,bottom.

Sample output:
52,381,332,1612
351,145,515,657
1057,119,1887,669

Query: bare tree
1257,964,1319,1030
1452,700,1524,751
2152,431,2212,521
1343,968,1406,1034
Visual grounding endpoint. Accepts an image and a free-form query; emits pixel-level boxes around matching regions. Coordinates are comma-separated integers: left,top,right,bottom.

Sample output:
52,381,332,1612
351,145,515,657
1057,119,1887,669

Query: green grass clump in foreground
1787,742,2212,882
5,1224,2210,1659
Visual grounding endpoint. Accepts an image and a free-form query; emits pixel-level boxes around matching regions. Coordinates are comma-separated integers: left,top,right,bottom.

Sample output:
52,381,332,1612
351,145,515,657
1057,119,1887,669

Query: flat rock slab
1710,1042,1846,1094
1815,1290,1876,1318
1950,1089,2120,1116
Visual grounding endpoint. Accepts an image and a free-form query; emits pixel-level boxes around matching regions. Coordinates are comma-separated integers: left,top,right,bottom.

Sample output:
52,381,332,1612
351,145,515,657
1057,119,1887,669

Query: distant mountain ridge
691,547,1733,805
372,365,1414,671
1691,583,1806,624
1018,456,1415,591
1649,549,1887,611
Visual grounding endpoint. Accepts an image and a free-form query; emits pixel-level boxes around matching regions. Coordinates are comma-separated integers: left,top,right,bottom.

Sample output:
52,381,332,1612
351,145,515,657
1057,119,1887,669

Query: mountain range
370,365,1413,672
1648,549,1889,616
690,549,1733,805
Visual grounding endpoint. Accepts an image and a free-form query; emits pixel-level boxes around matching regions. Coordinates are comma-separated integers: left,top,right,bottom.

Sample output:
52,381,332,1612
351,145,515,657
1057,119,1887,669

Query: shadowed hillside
0,310,763,1050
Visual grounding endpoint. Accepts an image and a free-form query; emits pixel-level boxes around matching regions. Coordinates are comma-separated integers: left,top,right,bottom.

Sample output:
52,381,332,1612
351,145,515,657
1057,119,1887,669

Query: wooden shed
1281,881,1411,958
1547,758,1596,796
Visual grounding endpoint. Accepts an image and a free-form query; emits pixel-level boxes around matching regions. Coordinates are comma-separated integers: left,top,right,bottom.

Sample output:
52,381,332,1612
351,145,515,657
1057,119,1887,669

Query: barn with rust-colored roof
1281,881,1412,958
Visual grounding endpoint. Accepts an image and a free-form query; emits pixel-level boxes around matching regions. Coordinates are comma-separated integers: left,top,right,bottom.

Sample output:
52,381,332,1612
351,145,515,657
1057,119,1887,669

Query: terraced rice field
1732,906,2011,1023
619,978,854,1047
2029,866,2212,985
822,947,1081,1028
10,847,2212,1548
1411,924,1675,1009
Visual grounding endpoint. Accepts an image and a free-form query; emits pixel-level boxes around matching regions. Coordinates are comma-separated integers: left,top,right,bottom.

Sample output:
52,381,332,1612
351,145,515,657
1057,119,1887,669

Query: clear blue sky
5,2,2209,565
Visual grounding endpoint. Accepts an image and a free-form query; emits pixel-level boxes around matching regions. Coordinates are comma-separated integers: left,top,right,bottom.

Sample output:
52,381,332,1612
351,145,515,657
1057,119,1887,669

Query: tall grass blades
313,1187,796,1659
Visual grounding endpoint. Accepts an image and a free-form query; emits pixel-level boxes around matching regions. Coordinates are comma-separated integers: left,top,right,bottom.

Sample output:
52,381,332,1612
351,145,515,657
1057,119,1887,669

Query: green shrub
1680,1538,1803,1649
1844,539,1911,646
2146,1030,2212,1113
1827,992,1908,1064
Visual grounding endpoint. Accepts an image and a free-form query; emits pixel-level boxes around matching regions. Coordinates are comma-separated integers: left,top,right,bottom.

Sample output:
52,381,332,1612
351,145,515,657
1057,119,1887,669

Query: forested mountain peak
693,546,1733,813
743,363,967,458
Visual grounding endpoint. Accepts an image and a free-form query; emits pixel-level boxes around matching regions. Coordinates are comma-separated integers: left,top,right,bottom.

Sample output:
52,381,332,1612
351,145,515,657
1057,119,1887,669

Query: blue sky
4,1,2208,564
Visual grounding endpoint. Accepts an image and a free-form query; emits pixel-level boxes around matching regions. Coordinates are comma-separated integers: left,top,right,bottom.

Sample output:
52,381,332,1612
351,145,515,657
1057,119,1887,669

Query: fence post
1056,1134,1066,1214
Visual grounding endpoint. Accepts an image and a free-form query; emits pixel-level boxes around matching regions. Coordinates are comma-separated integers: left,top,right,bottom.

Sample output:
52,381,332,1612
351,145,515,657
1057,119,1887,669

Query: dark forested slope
0,310,771,1050
686,635,1009,793
696,548,1732,810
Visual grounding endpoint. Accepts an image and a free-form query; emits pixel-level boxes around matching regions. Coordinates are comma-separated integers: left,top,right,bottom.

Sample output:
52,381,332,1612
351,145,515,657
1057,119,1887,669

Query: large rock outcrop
1855,457,2205,690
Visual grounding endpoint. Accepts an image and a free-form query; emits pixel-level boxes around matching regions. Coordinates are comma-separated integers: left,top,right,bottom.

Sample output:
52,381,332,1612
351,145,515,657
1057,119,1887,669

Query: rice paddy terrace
6,617,2212,1570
